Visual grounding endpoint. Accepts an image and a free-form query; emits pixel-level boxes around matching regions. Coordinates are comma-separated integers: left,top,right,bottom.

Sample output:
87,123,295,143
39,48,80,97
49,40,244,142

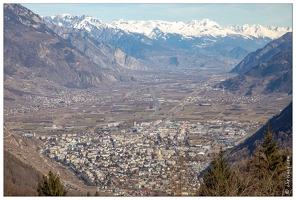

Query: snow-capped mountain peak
188,18,220,28
110,19,227,38
44,14,114,30
109,18,291,39
227,24,292,39
43,14,292,40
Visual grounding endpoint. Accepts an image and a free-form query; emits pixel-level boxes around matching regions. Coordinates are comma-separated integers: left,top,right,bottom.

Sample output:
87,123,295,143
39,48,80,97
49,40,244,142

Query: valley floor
3,69,292,196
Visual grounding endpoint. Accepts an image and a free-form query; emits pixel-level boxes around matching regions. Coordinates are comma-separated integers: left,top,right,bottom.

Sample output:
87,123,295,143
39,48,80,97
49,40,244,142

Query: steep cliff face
113,48,148,71
45,22,148,71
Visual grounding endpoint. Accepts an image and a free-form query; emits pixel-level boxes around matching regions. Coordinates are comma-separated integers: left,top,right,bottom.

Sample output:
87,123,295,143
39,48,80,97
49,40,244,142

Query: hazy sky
8,2,291,28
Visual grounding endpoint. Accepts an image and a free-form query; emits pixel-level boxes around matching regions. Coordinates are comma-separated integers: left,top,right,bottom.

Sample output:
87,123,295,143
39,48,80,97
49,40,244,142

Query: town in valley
4,69,291,196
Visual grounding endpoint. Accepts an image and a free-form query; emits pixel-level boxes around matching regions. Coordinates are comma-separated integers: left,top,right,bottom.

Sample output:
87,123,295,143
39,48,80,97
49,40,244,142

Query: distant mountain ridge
43,14,292,71
45,15,291,40
44,14,292,54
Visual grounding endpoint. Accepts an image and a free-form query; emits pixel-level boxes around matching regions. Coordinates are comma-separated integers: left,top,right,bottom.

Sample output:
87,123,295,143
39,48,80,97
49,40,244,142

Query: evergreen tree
246,123,288,196
37,170,67,196
198,147,236,196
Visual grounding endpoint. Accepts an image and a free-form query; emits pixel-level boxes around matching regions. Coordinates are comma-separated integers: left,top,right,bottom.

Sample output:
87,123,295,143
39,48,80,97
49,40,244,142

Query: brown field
5,88,291,135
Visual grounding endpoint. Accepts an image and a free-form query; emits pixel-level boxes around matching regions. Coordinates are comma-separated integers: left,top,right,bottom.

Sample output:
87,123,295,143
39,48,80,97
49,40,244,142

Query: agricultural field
4,69,291,137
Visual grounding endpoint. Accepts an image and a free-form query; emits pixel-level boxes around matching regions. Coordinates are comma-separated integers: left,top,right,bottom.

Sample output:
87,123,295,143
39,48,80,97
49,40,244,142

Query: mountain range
46,15,291,40
5,4,293,98
4,3,293,103
4,4,146,101
43,14,292,70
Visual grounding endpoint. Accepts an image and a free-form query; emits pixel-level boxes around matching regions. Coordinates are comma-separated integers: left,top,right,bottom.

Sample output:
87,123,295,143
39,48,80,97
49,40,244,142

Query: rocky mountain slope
45,22,148,72
230,32,292,74
218,32,292,96
3,126,91,196
4,4,105,89
4,150,42,196
4,4,144,101
228,102,292,161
